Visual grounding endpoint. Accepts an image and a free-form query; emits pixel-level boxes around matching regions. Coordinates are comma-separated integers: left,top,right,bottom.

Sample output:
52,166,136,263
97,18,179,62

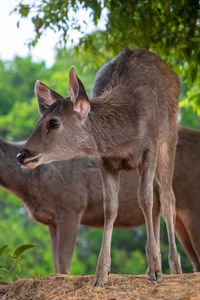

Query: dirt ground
1,273,200,300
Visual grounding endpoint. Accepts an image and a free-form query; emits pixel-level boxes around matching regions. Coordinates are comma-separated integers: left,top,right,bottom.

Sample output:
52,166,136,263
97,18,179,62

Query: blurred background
0,0,200,280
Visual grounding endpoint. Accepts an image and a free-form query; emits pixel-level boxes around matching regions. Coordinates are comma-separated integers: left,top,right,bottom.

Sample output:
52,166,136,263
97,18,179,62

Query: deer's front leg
56,210,82,274
48,225,59,273
137,150,162,281
93,161,120,287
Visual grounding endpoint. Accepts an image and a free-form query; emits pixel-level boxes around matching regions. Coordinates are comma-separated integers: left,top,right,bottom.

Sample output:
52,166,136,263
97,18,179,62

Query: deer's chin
22,155,43,169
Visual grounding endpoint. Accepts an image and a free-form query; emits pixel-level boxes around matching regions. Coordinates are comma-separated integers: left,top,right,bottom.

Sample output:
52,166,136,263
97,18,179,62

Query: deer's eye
49,119,59,129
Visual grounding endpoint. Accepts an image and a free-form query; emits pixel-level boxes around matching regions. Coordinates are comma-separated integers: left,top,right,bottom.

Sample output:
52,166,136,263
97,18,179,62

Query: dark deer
0,138,159,274
17,48,181,286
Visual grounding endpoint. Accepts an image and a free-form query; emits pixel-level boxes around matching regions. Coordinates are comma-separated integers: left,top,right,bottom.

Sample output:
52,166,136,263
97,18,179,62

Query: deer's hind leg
157,138,182,274
175,215,200,272
137,148,162,281
56,210,82,274
49,226,59,273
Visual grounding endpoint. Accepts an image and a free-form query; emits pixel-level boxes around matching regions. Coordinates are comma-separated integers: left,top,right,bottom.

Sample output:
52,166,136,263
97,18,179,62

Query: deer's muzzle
16,150,30,164
16,149,42,168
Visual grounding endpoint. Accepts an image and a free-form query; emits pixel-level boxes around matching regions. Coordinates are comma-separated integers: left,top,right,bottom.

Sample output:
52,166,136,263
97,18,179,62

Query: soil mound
1,273,200,299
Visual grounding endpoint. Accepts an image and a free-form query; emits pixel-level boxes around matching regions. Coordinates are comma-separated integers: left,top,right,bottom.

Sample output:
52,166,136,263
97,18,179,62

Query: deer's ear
69,67,90,121
34,80,64,115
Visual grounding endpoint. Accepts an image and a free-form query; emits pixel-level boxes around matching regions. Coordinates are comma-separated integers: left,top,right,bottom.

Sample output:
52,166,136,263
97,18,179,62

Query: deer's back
92,49,180,144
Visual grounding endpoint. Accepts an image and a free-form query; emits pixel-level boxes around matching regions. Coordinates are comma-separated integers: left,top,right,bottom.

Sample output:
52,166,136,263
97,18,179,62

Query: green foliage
179,77,200,129
180,106,200,130
13,244,35,258
0,244,34,280
0,99,39,140
19,4,30,17
0,189,53,280
70,250,85,275
180,84,200,115
0,57,47,116
111,228,147,274
104,0,200,64
13,0,200,111
112,250,146,275
13,0,200,63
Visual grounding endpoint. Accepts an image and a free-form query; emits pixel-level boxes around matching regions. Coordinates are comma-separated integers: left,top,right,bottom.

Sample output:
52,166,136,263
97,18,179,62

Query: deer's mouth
22,155,43,168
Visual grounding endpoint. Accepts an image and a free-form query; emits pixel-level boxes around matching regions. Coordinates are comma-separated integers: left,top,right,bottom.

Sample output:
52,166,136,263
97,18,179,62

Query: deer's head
17,67,91,168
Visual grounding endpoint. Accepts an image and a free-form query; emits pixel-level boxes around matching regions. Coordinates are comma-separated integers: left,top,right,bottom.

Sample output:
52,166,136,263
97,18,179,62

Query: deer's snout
16,149,30,164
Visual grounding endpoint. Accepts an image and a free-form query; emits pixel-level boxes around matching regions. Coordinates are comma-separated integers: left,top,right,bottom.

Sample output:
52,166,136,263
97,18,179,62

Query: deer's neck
86,92,135,158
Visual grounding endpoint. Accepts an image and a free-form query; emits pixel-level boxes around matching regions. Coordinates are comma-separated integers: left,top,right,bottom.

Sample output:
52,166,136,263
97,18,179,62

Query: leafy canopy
13,0,200,111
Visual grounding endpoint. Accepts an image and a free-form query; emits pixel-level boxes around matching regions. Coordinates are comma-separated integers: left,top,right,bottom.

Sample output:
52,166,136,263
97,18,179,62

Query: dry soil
1,272,200,300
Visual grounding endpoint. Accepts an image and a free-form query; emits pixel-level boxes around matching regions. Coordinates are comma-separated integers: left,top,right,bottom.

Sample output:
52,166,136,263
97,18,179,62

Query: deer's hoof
93,281,107,288
156,273,163,281
149,272,163,281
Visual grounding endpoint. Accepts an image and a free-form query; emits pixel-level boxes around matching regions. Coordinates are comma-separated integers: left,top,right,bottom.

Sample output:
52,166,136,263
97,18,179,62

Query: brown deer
17,48,181,286
2,129,200,274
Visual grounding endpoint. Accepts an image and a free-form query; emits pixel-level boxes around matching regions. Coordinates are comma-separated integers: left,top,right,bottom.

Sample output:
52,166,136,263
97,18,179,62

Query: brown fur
18,49,181,285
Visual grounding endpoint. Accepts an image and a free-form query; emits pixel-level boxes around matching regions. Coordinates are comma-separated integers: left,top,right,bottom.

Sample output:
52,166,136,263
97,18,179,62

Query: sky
0,1,106,67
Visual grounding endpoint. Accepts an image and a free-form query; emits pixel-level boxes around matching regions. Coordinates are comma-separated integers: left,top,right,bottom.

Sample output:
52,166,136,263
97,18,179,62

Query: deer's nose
16,149,30,164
